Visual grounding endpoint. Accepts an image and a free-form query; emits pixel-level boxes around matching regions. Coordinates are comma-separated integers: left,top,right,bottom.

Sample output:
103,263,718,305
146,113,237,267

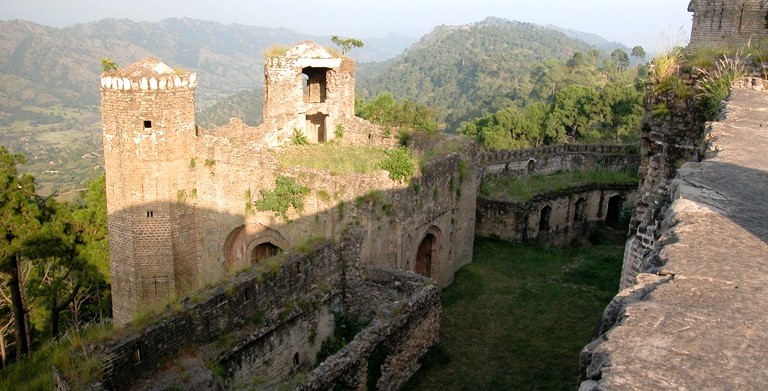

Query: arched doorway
250,242,281,265
415,233,438,277
574,197,587,222
527,159,536,174
606,195,623,226
539,205,552,232
416,234,435,277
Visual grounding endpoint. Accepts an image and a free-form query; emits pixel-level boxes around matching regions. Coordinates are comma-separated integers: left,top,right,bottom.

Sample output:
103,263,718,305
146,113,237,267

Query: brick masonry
688,0,768,49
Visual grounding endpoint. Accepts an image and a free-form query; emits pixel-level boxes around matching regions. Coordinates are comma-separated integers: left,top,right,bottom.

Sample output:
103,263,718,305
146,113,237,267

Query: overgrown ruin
84,41,640,390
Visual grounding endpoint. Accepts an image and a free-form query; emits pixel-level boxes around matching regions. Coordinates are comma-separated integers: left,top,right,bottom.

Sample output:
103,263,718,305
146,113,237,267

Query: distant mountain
356,17,602,131
0,18,405,110
546,25,631,53
0,17,405,195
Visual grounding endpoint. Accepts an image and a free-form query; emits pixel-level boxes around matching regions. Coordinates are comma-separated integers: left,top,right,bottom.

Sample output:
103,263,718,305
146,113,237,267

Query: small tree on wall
331,35,364,56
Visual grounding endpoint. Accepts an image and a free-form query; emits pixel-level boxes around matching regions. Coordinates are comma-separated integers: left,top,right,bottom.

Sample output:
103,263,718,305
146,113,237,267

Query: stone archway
415,226,442,278
224,224,289,273
539,205,552,232
606,195,623,226
574,197,587,222
416,234,435,277
249,242,281,265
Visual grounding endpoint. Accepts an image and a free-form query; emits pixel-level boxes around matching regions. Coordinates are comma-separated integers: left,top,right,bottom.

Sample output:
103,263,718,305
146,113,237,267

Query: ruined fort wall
689,0,768,50
480,144,640,178
69,242,345,389
56,240,440,391
101,70,201,324
475,184,637,245
620,71,710,289
580,86,768,390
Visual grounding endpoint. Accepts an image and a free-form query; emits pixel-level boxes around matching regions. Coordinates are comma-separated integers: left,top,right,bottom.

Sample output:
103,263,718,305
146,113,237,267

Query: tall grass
278,144,389,175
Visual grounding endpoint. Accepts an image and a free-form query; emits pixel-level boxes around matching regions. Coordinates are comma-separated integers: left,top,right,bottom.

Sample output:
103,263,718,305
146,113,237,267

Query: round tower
100,58,199,325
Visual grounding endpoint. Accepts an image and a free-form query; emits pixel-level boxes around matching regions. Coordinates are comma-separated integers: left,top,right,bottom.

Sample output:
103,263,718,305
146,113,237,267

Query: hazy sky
1,0,692,51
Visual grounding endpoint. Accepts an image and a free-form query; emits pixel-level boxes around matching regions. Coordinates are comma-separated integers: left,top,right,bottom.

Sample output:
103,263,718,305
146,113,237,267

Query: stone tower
688,0,768,49
100,58,199,325
263,42,355,144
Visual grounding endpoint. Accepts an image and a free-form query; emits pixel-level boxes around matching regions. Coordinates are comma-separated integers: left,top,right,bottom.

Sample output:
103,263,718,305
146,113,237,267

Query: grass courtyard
403,237,623,390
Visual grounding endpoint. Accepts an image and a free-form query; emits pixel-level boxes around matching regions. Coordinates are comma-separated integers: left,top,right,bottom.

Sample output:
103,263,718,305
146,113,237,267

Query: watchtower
100,58,199,325
263,42,355,143
688,0,768,49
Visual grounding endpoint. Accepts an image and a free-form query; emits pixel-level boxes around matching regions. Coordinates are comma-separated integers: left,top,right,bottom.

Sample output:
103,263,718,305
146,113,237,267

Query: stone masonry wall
54,238,441,391
688,0,768,50
620,70,710,289
580,86,768,390
479,144,640,179
475,184,637,245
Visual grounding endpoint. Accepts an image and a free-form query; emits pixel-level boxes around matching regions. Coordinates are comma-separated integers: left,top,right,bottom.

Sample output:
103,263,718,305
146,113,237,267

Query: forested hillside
356,17,604,131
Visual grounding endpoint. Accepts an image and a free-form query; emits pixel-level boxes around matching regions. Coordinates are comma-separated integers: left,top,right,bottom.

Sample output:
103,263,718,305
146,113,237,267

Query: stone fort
688,0,768,49
88,40,638,389
83,4,768,389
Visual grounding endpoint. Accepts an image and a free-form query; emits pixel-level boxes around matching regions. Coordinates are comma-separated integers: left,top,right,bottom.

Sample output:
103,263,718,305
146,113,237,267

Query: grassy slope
404,238,623,391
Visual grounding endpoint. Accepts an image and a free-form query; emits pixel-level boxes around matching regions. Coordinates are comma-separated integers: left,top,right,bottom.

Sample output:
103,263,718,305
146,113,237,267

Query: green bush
379,148,416,182
253,176,310,218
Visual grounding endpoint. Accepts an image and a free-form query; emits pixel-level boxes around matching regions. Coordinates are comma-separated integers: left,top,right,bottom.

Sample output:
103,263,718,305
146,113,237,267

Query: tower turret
100,58,199,325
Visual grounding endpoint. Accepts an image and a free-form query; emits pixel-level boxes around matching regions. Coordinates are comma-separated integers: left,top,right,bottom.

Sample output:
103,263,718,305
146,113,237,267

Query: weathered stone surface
580,88,768,389
688,0,768,50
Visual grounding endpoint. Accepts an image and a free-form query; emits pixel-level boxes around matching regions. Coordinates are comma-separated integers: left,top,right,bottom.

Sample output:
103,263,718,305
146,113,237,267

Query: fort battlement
100,58,198,91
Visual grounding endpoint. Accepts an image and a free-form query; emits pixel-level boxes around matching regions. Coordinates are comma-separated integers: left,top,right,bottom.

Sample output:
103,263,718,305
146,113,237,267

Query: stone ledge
580,88,768,390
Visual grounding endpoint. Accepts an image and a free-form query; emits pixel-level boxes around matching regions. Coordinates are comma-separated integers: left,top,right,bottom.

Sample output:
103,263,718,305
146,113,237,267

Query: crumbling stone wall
479,144,640,179
580,85,768,391
101,43,476,325
55,237,440,391
620,70,710,289
475,184,637,245
688,0,768,49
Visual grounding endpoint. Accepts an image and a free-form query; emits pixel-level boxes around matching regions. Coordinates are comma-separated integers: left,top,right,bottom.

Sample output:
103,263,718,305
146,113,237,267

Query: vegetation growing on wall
279,144,388,175
253,176,310,219
481,167,638,202
379,148,417,182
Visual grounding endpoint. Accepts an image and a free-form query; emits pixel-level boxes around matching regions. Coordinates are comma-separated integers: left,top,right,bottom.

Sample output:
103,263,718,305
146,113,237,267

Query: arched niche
223,224,289,273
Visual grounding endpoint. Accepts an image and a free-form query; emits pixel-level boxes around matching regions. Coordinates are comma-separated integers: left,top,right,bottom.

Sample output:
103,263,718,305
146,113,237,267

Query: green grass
278,144,389,175
481,168,637,202
403,238,624,391
0,322,113,390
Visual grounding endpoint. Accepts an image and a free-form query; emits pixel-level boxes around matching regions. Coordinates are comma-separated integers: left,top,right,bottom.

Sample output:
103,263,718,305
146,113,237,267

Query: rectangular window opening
147,211,154,218
143,120,153,129
302,67,329,103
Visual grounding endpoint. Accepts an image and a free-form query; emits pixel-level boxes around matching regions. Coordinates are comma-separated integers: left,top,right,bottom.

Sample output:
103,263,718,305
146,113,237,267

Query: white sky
0,0,692,51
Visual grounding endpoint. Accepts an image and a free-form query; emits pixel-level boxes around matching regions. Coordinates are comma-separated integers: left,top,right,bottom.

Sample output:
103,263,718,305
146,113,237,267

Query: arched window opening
527,159,536,174
574,198,587,222
539,205,552,232
606,195,623,226
251,242,281,265
416,234,436,277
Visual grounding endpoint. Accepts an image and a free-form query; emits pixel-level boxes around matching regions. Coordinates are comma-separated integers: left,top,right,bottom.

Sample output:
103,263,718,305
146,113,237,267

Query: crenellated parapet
100,57,197,92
